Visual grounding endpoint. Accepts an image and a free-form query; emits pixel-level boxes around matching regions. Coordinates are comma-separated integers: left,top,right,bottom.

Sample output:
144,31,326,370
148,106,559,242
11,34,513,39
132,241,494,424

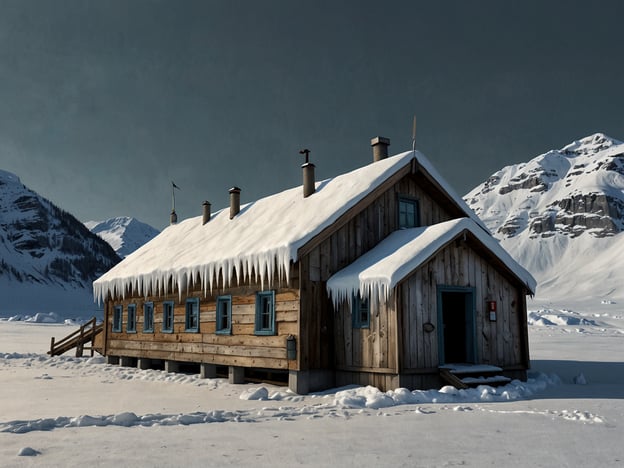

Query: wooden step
439,364,511,389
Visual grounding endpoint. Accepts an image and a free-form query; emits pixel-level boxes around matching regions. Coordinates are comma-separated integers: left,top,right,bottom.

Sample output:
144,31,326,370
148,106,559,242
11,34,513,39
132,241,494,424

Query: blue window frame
112,305,122,332
143,302,154,333
185,298,200,332
127,304,137,333
162,301,174,333
398,196,419,229
352,293,370,329
216,295,232,335
255,290,276,335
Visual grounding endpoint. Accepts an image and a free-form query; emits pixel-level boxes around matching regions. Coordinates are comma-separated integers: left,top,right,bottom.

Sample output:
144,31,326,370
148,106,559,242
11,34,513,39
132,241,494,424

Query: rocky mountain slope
0,169,120,317
85,217,159,258
465,133,624,302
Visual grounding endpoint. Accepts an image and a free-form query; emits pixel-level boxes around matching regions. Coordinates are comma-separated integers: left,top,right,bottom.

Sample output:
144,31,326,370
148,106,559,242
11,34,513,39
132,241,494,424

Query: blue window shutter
185,298,200,332
163,301,174,333
216,295,232,335
255,290,276,335
112,305,122,332
143,302,154,333
127,304,137,333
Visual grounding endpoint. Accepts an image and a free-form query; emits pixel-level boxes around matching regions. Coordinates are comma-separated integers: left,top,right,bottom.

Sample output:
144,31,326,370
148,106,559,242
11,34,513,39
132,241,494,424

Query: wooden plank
277,321,298,336
334,299,345,367
425,270,438,369
202,344,286,359
320,234,331,281
202,354,290,369
309,246,321,282
109,340,204,354
299,256,310,370
203,334,286,347
378,300,388,368
413,274,424,369
388,294,399,373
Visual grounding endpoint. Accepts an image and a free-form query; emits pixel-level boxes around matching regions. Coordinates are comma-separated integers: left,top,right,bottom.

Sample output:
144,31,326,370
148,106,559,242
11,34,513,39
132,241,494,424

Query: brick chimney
300,149,315,198
229,187,241,219
202,200,211,225
371,136,390,162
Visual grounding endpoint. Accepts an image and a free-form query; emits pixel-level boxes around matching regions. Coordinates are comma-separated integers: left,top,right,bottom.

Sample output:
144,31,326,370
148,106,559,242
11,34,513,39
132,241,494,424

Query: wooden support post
90,318,97,357
288,370,310,395
228,366,244,384
49,337,55,355
200,363,217,379
76,323,85,357
165,360,180,373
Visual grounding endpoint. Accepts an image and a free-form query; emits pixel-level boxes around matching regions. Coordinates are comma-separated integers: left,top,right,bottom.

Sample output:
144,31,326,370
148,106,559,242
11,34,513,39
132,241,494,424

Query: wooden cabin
93,138,535,393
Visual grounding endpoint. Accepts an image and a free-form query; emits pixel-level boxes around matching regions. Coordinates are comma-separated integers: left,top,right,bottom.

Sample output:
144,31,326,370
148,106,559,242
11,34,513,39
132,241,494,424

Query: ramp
48,317,104,357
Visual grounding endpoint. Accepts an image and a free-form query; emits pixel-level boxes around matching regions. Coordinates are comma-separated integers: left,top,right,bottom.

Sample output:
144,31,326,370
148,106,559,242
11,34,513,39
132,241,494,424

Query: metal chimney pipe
302,162,316,198
299,149,315,198
229,187,241,219
202,200,211,225
371,136,390,162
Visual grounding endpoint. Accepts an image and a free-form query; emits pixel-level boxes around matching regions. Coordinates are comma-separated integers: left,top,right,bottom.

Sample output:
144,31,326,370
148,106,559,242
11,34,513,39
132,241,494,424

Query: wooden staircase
439,364,511,389
48,317,104,357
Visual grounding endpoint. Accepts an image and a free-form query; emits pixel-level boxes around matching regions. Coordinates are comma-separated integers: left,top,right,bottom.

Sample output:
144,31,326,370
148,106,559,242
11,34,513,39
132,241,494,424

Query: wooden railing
48,317,104,357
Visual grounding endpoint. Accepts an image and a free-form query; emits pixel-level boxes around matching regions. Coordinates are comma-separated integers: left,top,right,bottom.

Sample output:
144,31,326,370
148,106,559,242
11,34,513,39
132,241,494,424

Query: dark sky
1,1,623,230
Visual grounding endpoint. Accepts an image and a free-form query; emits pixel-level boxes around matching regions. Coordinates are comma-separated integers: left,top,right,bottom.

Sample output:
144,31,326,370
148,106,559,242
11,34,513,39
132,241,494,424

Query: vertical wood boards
397,238,529,372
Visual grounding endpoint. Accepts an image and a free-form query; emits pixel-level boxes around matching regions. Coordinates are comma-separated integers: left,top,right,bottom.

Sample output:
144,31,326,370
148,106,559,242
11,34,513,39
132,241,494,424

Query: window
185,298,200,332
352,293,370,329
112,305,122,332
216,295,232,335
255,290,275,335
127,304,137,333
398,196,419,229
143,302,154,333
162,301,174,333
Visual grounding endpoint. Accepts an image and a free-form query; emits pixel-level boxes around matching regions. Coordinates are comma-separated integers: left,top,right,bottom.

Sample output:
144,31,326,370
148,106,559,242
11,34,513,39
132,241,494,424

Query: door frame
436,285,477,365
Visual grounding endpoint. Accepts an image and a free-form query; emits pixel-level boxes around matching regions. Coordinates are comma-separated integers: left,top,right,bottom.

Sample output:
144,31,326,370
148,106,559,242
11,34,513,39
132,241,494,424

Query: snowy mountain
85,217,159,258
0,169,120,317
465,133,624,303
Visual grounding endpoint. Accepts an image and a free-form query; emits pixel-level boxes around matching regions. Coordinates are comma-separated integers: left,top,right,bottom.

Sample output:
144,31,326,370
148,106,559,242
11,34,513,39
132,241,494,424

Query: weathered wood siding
104,268,300,371
398,238,528,371
332,298,398,372
300,172,455,371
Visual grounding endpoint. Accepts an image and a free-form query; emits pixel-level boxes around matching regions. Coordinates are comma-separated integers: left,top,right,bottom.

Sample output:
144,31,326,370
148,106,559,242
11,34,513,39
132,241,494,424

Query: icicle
209,264,215,294
245,257,253,283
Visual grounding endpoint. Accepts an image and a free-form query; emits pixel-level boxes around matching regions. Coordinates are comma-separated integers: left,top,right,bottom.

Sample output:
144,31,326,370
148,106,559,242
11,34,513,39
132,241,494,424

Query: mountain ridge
0,169,120,317
465,133,624,302
85,216,159,258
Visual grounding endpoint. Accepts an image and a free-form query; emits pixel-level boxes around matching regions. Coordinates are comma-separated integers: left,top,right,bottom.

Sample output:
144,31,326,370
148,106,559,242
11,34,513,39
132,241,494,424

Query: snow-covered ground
1,301,623,467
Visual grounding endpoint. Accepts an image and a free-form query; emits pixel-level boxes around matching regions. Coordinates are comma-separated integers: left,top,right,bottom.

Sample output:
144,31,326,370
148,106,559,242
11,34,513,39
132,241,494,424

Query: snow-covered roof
93,150,487,303
326,218,537,307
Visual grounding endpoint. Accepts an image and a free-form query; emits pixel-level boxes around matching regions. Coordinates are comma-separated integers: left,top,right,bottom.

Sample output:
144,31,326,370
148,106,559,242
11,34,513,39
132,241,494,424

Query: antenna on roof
170,181,180,225
411,115,417,153
171,181,181,212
